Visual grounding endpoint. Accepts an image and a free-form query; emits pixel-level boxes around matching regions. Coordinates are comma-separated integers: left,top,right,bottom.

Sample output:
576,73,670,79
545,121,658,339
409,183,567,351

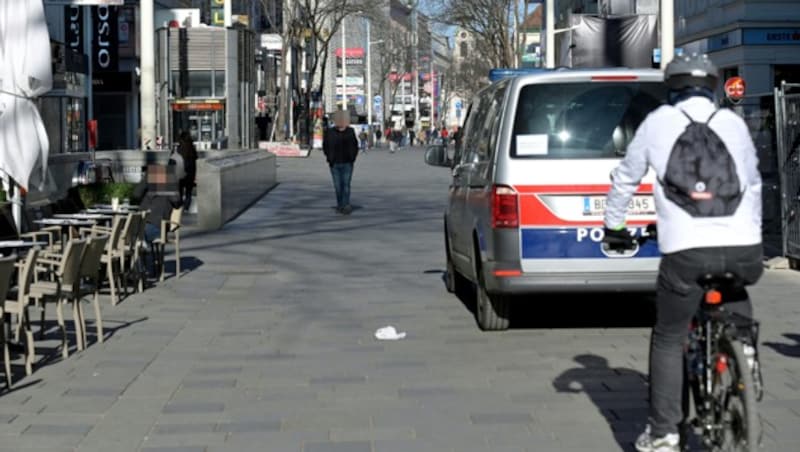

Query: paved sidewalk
1,148,799,452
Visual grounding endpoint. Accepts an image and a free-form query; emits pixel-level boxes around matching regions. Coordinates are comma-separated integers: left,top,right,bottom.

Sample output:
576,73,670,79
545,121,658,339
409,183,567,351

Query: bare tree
370,12,414,127
262,0,381,141
429,0,523,69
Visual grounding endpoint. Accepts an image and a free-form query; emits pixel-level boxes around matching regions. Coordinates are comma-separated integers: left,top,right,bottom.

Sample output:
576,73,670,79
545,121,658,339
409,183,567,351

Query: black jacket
323,127,359,165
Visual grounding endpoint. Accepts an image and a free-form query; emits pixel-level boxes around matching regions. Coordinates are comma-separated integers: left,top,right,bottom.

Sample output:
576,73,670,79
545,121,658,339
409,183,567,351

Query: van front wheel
476,271,510,331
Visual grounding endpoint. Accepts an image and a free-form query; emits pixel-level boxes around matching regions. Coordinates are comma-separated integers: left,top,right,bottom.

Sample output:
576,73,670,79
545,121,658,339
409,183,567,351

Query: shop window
214,70,225,97
187,71,213,97
774,65,800,87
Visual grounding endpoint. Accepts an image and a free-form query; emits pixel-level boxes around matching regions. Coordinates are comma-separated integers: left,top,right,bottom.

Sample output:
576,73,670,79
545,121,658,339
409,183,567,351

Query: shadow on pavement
553,354,649,452
763,333,800,358
443,269,656,329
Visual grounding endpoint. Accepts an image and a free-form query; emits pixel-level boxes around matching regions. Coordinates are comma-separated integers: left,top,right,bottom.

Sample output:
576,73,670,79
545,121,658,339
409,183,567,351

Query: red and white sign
259,142,310,158
335,47,364,58
724,76,746,103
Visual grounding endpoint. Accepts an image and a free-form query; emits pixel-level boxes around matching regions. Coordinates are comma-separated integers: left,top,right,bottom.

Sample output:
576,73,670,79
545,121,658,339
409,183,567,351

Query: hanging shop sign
64,5,83,55
210,0,226,27
92,5,118,72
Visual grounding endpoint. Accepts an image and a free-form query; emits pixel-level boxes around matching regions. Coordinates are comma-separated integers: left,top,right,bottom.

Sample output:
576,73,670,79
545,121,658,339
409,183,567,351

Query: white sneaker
635,426,680,452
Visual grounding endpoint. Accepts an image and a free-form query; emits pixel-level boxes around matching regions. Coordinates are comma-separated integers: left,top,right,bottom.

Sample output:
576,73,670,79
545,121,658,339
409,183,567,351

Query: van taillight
492,185,519,228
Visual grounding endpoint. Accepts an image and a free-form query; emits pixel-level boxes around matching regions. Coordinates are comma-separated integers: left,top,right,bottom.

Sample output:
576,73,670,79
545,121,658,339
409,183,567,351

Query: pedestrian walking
440,127,449,146
323,111,359,215
389,129,398,153
408,128,416,147
177,131,198,212
359,128,368,154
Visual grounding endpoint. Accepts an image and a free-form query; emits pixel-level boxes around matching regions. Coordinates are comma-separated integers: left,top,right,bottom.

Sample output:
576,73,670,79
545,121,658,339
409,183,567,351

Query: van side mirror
424,145,450,168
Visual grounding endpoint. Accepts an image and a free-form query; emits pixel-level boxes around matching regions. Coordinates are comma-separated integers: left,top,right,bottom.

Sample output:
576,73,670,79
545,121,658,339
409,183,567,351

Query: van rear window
511,82,667,159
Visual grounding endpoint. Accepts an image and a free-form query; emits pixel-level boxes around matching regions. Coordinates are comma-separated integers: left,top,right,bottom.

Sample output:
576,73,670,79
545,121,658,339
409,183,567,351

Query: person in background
359,128,369,154
440,127,449,145
323,111,359,215
177,131,198,212
408,128,416,147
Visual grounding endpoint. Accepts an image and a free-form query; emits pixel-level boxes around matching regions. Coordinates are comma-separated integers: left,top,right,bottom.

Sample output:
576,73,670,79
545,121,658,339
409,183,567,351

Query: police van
425,68,667,330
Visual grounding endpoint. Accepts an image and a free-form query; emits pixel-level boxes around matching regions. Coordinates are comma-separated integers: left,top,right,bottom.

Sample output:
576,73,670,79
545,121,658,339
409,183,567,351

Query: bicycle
603,226,763,452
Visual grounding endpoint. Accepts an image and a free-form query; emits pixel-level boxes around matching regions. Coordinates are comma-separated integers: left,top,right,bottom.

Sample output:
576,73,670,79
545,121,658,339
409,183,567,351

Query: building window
460,41,468,58
214,70,225,97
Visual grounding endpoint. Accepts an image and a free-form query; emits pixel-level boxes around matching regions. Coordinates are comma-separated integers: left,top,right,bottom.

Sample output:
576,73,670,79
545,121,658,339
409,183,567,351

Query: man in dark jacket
323,111,359,214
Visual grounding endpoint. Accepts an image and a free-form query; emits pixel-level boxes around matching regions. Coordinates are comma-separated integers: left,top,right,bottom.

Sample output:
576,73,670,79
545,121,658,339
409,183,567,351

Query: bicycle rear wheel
712,337,759,452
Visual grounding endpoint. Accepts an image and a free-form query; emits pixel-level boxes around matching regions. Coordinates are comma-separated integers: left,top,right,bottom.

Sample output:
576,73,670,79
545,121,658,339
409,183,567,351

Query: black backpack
659,109,744,217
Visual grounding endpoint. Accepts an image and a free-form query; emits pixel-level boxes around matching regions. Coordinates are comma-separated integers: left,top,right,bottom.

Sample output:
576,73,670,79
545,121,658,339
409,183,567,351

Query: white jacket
604,96,762,254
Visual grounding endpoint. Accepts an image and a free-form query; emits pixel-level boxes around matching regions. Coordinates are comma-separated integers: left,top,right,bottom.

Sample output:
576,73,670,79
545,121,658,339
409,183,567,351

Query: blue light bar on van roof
489,68,550,83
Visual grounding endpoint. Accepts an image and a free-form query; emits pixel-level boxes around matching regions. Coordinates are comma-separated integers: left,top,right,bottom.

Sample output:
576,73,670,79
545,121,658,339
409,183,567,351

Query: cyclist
602,53,764,451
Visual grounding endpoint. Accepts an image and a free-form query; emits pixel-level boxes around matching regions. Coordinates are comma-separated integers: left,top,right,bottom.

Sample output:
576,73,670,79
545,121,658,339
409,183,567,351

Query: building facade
676,0,800,98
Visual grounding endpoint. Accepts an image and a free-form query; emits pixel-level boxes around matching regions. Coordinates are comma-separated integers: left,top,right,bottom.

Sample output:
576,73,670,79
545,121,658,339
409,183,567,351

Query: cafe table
0,240,48,257
34,219,95,248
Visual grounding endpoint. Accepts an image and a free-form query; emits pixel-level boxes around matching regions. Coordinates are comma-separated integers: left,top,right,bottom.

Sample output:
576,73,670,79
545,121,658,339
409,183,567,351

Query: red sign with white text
724,76,746,103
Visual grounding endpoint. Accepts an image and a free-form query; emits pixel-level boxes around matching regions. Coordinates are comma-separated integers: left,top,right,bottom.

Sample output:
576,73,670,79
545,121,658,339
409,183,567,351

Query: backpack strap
677,107,723,125
676,108,695,123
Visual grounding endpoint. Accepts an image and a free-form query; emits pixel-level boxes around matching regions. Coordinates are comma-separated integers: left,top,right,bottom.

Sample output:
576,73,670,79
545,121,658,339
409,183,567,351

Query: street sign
455,100,463,110
374,95,382,106
724,76,746,104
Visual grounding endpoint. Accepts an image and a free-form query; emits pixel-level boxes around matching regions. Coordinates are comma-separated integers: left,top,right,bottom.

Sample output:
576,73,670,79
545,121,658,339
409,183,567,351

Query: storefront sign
92,6,118,72
64,6,83,55
172,101,224,111
743,28,800,45
260,33,282,50
210,0,226,27
724,76,746,104
258,142,310,157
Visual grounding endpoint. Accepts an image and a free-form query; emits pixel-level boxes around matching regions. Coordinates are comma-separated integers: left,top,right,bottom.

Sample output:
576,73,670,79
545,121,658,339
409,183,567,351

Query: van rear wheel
476,271,510,331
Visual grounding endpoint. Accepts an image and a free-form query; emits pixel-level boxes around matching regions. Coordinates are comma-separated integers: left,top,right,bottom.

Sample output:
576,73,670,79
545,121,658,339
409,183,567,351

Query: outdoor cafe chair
82,215,126,306
0,255,17,388
152,207,182,282
5,248,39,377
74,235,109,345
30,239,87,358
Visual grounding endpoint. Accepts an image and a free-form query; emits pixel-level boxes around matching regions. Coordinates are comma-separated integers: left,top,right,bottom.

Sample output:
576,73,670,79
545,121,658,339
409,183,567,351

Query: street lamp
366,16,384,130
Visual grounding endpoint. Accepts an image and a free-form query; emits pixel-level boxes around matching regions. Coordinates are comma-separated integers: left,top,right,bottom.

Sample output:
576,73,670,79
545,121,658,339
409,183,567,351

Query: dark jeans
180,172,195,210
649,244,763,437
330,163,353,209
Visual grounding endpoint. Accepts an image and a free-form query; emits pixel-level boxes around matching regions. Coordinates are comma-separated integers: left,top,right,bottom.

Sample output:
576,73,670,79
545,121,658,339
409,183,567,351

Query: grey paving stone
23,424,92,435
162,402,225,414
215,420,281,432
153,423,217,434
309,376,367,385
398,387,455,398
141,447,208,452
303,441,371,452
181,379,237,389
63,387,122,397
470,413,534,425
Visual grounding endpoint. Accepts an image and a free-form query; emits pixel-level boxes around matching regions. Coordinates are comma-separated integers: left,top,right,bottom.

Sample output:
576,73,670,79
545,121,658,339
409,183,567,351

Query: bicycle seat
697,272,743,290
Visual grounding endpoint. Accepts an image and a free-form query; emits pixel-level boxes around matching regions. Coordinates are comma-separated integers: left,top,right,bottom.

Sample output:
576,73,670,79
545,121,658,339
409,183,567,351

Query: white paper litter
374,326,407,341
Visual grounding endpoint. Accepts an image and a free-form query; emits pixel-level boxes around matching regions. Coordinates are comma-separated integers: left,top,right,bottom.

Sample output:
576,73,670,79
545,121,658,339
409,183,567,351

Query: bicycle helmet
664,53,719,91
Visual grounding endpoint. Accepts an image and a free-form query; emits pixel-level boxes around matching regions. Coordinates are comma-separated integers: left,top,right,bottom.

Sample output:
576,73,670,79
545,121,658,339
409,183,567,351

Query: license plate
583,195,655,216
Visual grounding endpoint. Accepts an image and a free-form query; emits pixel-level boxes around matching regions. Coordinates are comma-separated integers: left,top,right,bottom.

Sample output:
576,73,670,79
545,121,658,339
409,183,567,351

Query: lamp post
660,0,675,68
341,16,347,110
366,18,384,132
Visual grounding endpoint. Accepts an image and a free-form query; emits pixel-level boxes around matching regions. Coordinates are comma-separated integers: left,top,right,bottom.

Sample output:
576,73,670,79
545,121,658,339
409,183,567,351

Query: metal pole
341,17,347,110
545,0,555,68
224,0,232,27
412,4,419,129
660,0,675,69
141,0,156,150
366,18,372,130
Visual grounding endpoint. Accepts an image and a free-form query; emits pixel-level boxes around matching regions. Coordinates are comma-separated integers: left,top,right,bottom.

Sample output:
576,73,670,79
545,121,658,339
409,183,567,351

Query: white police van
425,68,667,330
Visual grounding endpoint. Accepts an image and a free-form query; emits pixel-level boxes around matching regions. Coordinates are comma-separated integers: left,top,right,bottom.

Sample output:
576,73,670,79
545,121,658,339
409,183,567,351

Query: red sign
335,47,364,58
724,76,746,102
258,142,310,158
87,119,98,149
172,102,224,111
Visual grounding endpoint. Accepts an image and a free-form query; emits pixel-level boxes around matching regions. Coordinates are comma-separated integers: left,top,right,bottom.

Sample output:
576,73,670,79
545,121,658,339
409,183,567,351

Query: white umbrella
0,0,53,230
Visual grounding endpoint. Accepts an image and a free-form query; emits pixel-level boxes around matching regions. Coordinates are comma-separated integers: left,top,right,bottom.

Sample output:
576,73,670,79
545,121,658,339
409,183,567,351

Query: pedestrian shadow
553,354,649,452
763,333,800,358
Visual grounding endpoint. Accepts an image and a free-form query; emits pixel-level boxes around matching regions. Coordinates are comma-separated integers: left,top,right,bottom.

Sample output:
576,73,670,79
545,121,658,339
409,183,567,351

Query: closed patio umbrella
0,0,53,229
